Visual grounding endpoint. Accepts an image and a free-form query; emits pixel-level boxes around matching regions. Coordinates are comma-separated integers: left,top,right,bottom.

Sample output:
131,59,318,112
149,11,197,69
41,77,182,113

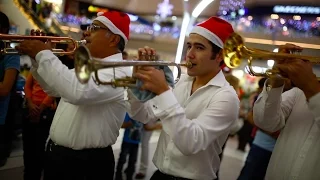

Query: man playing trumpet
16,11,131,180
253,44,320,180
126,17,240,180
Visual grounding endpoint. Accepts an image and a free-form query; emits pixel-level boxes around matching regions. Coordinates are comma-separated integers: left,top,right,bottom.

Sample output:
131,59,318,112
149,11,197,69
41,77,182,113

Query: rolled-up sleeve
149,89,239,156
33,50,130,105
253,83,297,132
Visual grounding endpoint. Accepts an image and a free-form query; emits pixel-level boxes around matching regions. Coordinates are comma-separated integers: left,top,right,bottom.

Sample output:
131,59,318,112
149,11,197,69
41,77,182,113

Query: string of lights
218,0,246,15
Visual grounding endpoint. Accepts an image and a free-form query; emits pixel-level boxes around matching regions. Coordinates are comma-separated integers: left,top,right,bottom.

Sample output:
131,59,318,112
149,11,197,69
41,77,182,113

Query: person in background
115,113,144,180
237,78,272,180
23,73,56,180
0,11,20,167
135,119,162,179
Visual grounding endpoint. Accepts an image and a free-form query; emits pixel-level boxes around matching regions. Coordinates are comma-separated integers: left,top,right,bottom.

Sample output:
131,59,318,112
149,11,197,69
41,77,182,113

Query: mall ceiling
77,0,320,17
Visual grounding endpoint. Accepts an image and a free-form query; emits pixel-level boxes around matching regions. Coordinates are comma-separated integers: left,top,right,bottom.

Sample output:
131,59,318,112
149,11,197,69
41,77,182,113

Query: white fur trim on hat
94,15,128,44
190,26,224,48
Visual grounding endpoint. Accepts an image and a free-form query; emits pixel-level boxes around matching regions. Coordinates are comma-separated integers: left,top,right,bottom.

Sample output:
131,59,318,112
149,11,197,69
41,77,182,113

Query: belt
155,170,192,180
47,139,112,154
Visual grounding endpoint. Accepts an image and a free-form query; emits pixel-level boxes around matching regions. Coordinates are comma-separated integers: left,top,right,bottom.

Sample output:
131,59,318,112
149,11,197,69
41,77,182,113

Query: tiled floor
0,130,248,180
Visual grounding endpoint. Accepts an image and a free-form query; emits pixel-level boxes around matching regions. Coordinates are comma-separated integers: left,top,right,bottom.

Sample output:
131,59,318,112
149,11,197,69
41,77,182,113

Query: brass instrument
0,33,86,55
223,33,320,77
74,45,193,87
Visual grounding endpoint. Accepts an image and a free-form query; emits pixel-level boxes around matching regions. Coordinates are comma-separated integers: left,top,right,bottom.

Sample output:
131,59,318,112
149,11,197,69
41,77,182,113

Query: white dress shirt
31,50,132,150
126,71,239,180
254,84,320,180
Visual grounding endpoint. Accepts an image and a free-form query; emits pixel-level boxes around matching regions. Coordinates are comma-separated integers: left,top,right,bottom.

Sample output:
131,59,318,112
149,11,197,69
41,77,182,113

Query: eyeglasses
86,24,109,32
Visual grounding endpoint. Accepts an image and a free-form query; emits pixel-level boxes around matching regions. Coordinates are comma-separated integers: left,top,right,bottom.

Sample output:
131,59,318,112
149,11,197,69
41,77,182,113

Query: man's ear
109,35,120,47
215,50,223,64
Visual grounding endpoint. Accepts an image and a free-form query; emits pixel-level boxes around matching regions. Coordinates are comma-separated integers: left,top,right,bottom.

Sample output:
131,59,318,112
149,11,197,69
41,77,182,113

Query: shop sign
273,5,320,14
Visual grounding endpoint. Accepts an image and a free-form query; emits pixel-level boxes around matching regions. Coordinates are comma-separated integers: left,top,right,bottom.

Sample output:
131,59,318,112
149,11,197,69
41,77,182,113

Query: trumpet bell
223,33,245,68
222,32,320,79
74,45,92,84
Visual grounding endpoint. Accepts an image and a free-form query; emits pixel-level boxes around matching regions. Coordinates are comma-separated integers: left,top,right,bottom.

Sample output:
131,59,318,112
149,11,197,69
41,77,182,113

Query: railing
14,0,66,36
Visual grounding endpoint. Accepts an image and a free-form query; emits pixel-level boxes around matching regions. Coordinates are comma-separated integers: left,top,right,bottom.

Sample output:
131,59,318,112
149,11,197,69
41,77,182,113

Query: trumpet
223,33,320,77
0,33,86,55
74,45,193,87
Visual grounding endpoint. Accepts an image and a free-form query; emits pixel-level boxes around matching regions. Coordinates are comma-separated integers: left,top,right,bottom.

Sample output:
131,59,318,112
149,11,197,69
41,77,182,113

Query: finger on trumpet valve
40,30,46,36
30,29,36,36
151,54,157,61
140,53,146,61
147,54,153,61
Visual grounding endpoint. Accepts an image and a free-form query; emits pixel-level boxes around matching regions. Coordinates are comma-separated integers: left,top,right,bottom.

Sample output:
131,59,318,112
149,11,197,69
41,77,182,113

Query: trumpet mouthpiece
185,61,193,68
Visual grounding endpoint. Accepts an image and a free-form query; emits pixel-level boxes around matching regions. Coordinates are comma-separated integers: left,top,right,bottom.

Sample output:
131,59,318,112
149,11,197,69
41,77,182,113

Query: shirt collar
186,70,227,87
100,53,123,62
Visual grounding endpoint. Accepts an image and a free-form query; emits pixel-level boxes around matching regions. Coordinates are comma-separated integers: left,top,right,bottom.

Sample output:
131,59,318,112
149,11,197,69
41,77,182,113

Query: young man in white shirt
253,44,320,180
16,11,132,180
126,17,240,180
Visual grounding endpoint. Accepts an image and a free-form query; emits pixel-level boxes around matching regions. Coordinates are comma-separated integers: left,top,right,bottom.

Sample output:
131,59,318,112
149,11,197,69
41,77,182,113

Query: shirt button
300,154,305,158
292,176,296,180
153,105,157,109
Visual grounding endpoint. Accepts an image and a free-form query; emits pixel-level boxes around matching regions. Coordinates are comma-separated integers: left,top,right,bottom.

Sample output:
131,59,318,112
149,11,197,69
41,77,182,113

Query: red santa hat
94,11,130,44
190,17,234,48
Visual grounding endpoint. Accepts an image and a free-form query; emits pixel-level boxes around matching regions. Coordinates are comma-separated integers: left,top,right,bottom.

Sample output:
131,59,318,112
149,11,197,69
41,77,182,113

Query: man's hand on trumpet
273,43,319,99
15,40,51,59
277,58,320,100
15,29,53,59
133,46,170,95
278,43,303,54
268,43,304,88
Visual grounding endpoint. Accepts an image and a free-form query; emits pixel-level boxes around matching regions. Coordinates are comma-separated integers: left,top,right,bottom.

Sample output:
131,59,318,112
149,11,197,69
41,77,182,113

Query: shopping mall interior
0,0,320,180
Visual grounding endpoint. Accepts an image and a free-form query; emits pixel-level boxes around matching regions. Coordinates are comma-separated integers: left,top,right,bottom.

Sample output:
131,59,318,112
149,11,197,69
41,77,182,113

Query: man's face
84,20,114,58
185,33,221,77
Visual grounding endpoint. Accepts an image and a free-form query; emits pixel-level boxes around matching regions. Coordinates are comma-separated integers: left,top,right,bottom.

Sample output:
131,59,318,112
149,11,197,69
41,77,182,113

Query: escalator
0,0,66,36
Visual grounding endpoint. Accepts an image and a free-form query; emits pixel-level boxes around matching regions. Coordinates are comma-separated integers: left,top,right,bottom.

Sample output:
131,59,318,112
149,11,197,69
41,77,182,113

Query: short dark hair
117,37,125,52
0,12,10,34
209,41,224,66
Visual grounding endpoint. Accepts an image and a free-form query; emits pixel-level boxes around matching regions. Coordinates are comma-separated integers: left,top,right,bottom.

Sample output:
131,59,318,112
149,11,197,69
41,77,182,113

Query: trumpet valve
112,77,137,88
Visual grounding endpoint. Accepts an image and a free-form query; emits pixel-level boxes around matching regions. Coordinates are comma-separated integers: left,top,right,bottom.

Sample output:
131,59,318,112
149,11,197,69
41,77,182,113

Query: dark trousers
150,170,191,180
22,108,54,180
0,123,13,165
115,141,139,180
44,140,115,180
237,144,272,180
0,101,17,166
237,121,254,151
